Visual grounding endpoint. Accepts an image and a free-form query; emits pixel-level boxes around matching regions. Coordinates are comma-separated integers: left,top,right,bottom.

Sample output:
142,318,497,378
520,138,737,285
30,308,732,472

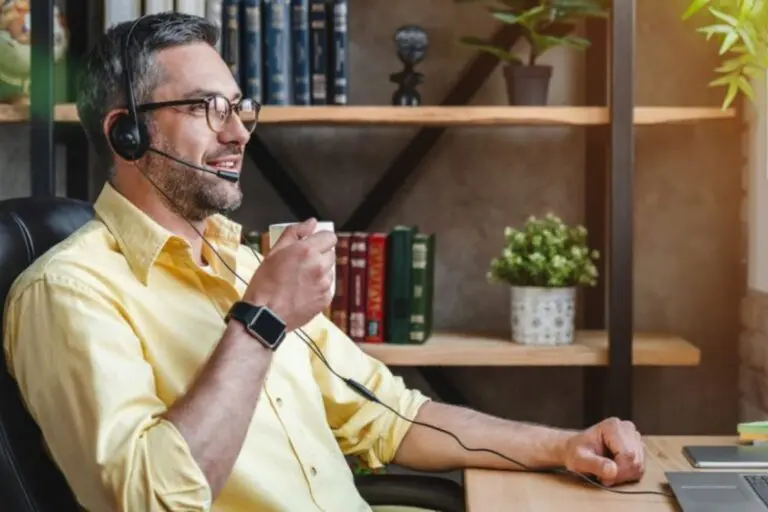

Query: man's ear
102,109,126,150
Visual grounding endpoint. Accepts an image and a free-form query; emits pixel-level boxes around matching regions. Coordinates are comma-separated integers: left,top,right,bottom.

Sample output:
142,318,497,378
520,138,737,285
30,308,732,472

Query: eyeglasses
135,94,261,133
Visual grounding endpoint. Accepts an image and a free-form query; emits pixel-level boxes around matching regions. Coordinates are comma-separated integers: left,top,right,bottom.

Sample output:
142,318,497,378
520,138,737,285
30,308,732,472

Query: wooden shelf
357,330,701,367
0,103,736,126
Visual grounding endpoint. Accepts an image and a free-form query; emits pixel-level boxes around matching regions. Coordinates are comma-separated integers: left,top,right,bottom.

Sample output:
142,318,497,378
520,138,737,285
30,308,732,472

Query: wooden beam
340,24,524,231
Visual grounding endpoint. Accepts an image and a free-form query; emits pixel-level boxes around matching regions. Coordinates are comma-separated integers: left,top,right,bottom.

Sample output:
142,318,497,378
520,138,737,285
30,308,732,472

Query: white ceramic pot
510,286,576,345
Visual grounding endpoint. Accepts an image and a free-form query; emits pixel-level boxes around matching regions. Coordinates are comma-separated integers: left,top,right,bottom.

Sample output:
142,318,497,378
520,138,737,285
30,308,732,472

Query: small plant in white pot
487,213,599,345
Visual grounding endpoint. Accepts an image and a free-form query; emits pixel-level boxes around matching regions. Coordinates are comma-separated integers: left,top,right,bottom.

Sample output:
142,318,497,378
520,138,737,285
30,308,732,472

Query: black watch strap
225,301,286,350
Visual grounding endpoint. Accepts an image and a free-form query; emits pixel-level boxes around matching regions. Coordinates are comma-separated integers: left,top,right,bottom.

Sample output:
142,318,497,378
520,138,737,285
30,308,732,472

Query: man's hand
562,417,645,486
244,218,337,331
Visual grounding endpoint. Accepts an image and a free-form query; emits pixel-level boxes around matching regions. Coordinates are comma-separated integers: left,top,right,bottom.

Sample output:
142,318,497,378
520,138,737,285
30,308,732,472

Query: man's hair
76,12,218,173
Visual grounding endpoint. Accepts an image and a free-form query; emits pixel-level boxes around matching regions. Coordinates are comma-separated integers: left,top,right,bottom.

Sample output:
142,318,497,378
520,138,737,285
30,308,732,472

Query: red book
331,233,351,334
348,232,368,341
364,233,387,343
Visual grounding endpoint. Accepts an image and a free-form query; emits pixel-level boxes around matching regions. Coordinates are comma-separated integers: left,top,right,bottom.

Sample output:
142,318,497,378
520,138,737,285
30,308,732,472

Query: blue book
222,0,242,84
309,0,328,104
331,0,348,105
263,0,292,105
291,0,311,105
240,0,262,103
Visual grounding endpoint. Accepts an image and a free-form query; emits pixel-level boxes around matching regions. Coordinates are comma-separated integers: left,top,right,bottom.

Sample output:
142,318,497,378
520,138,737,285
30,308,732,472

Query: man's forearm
393,401,574,472
163,320,273,497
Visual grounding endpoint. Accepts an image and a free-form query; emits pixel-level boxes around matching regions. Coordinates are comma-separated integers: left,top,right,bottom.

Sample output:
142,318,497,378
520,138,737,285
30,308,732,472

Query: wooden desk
464,436,740,511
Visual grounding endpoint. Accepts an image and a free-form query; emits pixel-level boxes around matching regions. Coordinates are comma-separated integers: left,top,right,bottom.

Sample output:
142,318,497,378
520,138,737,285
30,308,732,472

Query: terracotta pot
502,64,553,106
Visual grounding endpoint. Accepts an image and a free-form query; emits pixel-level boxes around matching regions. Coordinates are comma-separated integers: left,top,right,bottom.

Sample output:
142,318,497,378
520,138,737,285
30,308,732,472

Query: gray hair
76,12,219,174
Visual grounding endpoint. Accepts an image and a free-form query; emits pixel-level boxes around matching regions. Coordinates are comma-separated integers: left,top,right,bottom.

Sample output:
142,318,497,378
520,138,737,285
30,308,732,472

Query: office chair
0,196,465,512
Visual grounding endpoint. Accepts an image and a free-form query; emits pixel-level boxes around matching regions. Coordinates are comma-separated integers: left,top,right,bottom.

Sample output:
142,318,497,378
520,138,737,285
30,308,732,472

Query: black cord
130,164,670,498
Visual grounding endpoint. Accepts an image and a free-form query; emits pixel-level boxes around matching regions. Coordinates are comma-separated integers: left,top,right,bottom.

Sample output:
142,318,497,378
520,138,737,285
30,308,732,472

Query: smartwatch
225,301,286,350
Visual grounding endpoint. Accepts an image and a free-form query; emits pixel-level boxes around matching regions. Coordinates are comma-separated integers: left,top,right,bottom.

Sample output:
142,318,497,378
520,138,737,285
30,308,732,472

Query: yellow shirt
2,183,430,512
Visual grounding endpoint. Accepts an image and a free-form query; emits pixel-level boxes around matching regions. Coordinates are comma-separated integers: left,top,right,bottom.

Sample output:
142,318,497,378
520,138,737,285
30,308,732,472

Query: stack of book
738,421,768,444
103,0,349,106
244,225,436,344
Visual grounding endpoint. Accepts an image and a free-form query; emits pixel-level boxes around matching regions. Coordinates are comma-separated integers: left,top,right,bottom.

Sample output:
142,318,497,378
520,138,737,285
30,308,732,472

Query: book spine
291,0,311,105
105,0,141,29
175,0,206,15
241,0,262,102
144,0,174,15
331,0,348,105
205,0,224,53
409,233,434,344
348,232,368,341
221,0,241,83
365,233,387,343
263,0,292,105
259,230,270,255
385,226,415,343
331,233,351,334
308,0,328,105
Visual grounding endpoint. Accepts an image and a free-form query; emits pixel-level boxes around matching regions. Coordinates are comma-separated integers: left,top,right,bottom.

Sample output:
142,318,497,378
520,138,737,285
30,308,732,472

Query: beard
143,136,243,222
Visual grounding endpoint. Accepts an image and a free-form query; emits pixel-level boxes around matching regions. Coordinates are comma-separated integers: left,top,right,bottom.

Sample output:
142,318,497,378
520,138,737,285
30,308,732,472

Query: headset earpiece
108,112,149,161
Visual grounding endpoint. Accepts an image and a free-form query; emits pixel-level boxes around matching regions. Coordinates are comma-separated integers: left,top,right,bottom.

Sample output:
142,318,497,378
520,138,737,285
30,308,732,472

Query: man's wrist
549,429,577,467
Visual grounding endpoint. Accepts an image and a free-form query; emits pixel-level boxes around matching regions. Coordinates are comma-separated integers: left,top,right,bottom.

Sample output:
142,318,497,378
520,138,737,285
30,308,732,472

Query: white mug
268,221,336,298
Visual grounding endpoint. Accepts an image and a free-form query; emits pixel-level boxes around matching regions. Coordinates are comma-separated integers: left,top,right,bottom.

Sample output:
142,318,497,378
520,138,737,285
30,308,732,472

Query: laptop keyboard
744,474,768,506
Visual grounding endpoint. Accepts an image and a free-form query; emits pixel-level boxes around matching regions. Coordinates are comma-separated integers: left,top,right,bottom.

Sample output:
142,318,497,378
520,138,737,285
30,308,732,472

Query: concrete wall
1,0,744,434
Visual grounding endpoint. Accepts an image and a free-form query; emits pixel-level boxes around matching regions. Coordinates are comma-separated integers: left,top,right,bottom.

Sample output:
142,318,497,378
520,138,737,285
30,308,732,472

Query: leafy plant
455,0,609,66
488,213,599,288
682,0,768,109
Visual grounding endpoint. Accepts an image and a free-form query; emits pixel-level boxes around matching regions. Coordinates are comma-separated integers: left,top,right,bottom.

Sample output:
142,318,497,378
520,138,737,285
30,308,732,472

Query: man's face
141,42,251,221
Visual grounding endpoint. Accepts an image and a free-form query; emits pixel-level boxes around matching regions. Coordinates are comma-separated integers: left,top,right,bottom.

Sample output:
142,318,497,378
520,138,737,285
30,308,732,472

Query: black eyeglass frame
134,95,262,133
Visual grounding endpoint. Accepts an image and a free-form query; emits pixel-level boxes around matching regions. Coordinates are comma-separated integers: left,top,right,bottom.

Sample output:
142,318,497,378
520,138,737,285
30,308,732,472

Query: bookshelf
358,331,701,367
0,103,736,126
23,0,730,425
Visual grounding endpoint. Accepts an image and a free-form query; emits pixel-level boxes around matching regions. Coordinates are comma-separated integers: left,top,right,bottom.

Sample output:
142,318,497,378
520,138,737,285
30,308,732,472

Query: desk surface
463,435,741,511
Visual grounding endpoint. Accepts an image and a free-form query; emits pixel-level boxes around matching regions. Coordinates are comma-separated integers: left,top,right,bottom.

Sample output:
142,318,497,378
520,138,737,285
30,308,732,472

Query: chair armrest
354,474,465,512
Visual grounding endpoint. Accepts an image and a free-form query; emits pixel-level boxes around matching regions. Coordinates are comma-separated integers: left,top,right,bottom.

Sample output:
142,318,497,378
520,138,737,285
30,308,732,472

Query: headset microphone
147,147,240,183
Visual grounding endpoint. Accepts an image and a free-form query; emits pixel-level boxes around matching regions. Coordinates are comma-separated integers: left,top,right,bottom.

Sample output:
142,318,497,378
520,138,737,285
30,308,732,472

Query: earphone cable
117,16,669,497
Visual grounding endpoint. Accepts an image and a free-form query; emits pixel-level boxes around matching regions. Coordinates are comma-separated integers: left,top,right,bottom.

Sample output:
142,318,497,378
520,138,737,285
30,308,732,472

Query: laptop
667,471,768,511
668,445,768,510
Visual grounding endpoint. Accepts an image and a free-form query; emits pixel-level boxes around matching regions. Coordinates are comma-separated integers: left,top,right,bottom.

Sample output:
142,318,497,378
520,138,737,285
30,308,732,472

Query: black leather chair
0,196,465,512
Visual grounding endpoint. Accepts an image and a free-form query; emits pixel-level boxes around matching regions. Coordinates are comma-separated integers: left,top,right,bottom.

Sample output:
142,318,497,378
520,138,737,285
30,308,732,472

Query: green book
385,225,417,343
409,233,435,344
738,421,768,434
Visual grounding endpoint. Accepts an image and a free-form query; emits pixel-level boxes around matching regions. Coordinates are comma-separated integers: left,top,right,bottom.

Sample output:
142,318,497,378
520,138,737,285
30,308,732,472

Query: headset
106,14,669,500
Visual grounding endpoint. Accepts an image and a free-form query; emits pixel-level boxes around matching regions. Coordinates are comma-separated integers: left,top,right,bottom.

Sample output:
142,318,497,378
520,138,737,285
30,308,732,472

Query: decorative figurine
0,0,69,104
390,24,428,107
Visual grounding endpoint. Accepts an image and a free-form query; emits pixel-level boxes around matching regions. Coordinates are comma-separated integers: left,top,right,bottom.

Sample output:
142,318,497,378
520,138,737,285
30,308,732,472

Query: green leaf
739,75,756,102
696,24,735,40
723,80,739,109
457,36,522,63
719,31,740,54
682,0,711,20
708,7,739,26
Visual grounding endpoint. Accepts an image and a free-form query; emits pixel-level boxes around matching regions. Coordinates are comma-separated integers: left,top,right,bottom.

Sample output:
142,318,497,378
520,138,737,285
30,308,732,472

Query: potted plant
487,213,599,345
455,0,608,105
682,0,768,109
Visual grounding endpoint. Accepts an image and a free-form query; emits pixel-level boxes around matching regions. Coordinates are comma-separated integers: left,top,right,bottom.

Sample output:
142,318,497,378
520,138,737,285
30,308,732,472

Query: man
2,12,645,512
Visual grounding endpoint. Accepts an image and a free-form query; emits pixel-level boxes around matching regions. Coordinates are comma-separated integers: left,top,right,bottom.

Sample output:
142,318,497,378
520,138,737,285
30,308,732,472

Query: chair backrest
0,196,94,511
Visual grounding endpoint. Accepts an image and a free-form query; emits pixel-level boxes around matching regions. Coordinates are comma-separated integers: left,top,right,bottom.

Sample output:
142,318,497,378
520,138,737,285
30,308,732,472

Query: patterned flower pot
510,286,576,345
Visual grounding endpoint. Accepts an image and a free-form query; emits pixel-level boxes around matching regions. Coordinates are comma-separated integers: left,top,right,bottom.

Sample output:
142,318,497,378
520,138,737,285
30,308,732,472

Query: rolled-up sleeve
3,274,211,512
307,315,431,469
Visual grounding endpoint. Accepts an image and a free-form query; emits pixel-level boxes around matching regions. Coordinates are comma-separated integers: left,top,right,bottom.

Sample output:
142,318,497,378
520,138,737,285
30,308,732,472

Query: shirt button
310,466,317,476
275,397,283,407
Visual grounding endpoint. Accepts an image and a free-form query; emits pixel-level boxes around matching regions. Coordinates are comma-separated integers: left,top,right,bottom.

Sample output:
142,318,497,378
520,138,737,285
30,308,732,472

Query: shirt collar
93,182,243,285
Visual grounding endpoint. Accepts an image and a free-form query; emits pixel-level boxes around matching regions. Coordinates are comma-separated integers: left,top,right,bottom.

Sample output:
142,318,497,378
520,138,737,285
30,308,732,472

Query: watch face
251,308,286,347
